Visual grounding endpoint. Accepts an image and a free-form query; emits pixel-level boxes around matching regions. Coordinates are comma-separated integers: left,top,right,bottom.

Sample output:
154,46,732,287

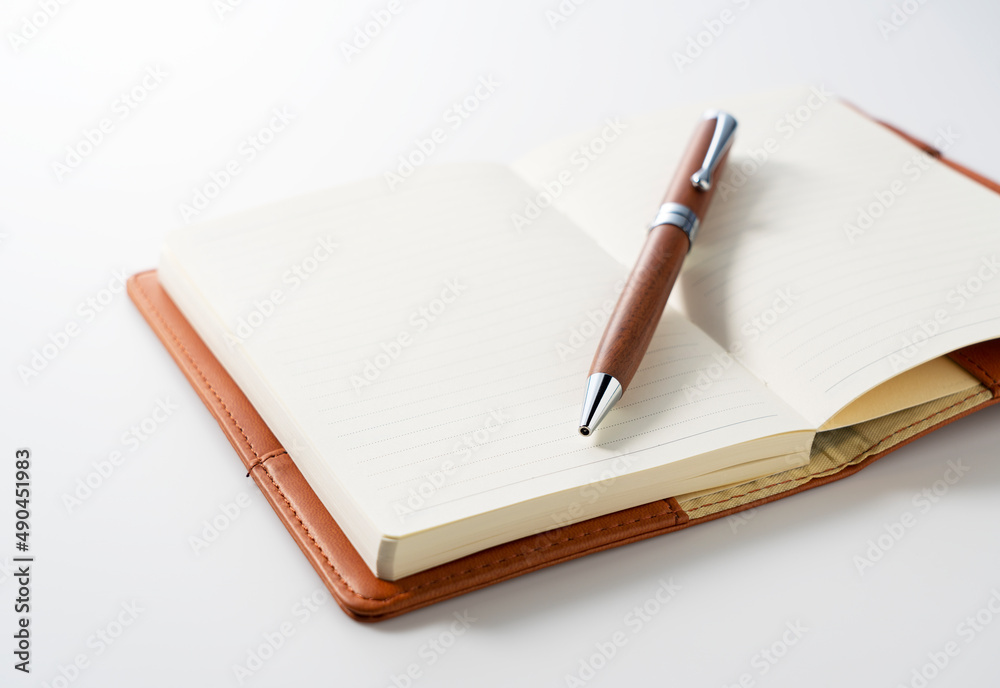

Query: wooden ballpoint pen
578,110,738,436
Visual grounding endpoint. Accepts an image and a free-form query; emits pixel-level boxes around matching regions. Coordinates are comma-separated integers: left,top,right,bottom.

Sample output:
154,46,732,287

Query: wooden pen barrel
586,116,729,389
587,224,689,388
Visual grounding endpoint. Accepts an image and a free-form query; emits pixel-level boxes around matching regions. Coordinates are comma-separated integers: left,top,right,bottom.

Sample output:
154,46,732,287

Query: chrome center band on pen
578,373,623,436
649,202,700,247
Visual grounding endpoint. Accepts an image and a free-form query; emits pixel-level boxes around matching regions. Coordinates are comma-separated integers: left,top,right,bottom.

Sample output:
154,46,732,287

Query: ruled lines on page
673,102,1000,426
164,163,810,537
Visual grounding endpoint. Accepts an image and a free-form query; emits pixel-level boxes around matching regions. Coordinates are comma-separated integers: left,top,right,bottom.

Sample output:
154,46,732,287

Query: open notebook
159,88,1000,580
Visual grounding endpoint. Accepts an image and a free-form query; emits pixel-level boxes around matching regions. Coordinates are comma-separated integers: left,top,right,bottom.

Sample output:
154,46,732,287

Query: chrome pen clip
690,110,738,191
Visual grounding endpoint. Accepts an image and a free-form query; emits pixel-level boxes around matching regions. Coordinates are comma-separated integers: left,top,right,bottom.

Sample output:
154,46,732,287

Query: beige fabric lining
677,385,992,519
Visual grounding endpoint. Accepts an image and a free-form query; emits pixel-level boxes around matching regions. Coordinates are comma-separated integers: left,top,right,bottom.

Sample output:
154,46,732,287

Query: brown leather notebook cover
127,120,1000,622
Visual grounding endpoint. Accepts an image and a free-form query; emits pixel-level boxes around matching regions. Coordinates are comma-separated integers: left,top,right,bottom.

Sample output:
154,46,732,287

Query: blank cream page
160,162,810,550
515,90,1000,427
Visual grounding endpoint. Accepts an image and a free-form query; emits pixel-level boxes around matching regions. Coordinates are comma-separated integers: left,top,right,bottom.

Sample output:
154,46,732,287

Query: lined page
160,163,810,547
515,90,1000,426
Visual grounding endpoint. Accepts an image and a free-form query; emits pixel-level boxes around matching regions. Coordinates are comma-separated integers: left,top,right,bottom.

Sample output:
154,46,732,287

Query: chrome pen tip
578,373,623,437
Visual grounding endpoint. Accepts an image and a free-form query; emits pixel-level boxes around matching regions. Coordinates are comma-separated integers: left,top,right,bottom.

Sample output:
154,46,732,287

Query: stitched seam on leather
952,350,1000,390
259,457,676,603
248,450,289,473
255,462,379,599
246,450,289,477
388,511,676,598
133,276,264,461
685,390,985,515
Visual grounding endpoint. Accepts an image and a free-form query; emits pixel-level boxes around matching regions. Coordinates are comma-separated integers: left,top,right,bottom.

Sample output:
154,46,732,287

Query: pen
578,110,738,436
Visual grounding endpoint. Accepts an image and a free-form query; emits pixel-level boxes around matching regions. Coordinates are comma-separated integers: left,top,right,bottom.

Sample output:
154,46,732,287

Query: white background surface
2,1,1000,686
